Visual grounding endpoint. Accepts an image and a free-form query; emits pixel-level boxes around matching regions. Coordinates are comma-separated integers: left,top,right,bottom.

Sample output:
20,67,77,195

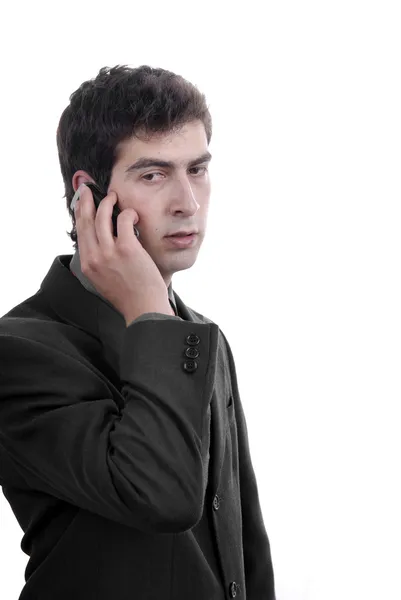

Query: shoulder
0,295,90,360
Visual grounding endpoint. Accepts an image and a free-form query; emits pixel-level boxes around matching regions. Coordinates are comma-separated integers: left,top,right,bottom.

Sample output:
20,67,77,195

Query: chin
150,235,202,269
160,253,198,275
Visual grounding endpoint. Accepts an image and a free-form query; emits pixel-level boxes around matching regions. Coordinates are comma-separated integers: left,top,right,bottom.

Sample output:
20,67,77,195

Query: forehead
117,120,208,163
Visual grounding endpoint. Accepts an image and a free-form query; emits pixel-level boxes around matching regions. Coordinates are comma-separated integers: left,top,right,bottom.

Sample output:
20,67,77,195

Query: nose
170,175,200,214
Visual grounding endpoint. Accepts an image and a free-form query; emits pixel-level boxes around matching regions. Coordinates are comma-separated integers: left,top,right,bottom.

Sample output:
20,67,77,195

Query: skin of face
72,119,212,288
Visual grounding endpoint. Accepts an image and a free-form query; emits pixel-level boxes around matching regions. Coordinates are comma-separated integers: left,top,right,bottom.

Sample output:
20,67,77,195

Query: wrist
124,303,175,326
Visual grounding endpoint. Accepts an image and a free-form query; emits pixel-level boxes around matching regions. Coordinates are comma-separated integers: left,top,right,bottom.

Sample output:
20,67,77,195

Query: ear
72,170,95,192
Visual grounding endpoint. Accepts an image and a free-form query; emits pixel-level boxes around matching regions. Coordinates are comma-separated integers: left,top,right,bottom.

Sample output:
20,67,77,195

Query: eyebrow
124,151,212,177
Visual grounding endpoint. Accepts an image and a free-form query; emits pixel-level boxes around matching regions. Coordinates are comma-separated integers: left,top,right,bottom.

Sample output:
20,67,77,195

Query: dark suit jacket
0,255,275,600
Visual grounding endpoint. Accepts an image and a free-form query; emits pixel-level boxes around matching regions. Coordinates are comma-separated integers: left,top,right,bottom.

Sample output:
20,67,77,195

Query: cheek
137,215,164,238
199,199,210,215
200,186,211,205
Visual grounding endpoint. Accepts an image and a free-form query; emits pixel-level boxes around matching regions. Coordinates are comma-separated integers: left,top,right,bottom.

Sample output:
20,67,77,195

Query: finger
95,191,118,251
74,185,99,262
116,207,140,245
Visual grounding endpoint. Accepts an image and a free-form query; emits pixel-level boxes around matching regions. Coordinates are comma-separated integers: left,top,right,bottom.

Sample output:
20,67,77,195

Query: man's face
107,119,211,287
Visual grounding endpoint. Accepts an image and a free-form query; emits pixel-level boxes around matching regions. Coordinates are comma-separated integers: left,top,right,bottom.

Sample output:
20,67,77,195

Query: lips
165,233,197,247
168,231,197,237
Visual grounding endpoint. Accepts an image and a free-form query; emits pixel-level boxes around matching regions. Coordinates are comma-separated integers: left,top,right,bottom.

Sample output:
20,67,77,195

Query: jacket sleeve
222,332,276,599
0,317,219,534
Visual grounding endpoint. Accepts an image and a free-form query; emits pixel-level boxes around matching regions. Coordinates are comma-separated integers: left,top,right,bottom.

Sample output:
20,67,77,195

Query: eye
142,172,164,182
189,166,208,176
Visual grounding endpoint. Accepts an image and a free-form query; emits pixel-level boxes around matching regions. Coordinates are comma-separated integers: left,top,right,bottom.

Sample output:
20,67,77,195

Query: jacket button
212,495,220,511
185,347,199,359
183,360,198,373
186,333,200,346
229,581,239,597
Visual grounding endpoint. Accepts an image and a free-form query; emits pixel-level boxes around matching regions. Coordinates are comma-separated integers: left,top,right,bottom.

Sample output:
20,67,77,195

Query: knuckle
117,241,132,256
102,249,114,262
81,254,99,273
80,261,89,274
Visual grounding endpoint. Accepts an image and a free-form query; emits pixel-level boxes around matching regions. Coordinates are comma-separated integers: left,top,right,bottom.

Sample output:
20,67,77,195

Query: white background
0,1,400,598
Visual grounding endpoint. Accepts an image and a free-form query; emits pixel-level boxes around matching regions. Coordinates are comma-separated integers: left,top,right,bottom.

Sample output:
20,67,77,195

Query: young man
0,65,275,600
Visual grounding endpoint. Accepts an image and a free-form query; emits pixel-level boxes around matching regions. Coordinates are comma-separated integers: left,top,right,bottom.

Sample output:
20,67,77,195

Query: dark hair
56,64,212,249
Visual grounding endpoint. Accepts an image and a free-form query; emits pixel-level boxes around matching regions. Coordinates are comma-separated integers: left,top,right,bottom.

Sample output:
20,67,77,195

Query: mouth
165,233,198,247
166,230,198,237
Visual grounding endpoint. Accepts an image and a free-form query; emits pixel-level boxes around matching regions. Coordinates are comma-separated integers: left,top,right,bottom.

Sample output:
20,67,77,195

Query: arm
0,318,218,534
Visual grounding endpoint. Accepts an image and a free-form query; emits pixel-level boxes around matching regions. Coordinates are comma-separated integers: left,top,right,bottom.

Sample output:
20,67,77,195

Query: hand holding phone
72,182,139,239
72,183,174,324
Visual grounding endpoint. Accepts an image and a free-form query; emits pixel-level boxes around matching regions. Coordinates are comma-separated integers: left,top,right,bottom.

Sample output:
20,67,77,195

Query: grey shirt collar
69,249,178,316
